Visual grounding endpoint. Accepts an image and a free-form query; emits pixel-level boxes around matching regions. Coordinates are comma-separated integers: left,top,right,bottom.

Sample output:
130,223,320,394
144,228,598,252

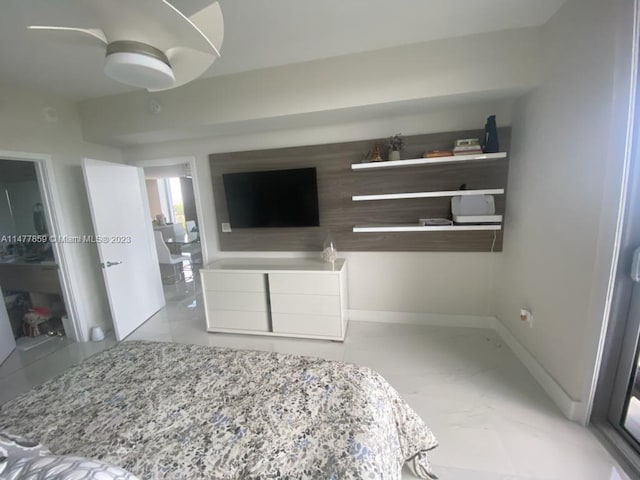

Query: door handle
631,247,640,283
102,261,123,268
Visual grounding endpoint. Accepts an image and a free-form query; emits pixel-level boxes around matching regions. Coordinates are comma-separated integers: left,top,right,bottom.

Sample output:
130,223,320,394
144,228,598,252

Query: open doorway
137,159,204,299
0,157,73,364
146,176,197,237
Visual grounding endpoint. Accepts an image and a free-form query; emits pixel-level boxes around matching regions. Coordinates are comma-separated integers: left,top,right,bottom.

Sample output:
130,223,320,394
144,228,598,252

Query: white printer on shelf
451,194,502,224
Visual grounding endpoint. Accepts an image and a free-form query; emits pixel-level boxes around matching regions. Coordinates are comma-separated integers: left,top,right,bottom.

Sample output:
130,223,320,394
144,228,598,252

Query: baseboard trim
347,309,496,328
491,319,583,422
348,309,583,422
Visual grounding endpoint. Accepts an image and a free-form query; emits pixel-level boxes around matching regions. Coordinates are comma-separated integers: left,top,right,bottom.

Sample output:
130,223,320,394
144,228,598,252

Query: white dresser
201,258,348,341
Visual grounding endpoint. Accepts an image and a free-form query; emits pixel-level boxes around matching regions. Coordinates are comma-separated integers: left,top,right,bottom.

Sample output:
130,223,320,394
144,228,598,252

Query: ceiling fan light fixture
103,41,175,90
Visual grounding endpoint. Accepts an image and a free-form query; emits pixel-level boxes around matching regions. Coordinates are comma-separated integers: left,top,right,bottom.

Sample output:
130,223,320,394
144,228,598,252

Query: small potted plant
386,134,405,161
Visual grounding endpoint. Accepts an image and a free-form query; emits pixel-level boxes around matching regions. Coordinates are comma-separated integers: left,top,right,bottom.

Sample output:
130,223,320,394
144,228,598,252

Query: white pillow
3,455,140,480
0,432,51,475
0,432,139,480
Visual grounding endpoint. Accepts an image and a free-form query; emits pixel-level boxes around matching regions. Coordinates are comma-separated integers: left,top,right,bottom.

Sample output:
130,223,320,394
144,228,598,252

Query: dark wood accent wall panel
210,128,510,252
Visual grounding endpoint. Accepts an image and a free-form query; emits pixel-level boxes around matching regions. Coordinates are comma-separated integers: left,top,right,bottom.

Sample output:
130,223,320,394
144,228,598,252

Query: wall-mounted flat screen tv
222,167,320,228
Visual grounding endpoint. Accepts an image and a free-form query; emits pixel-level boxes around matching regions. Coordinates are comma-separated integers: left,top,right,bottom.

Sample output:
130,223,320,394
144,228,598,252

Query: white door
82,159,165,341
0,299,16,364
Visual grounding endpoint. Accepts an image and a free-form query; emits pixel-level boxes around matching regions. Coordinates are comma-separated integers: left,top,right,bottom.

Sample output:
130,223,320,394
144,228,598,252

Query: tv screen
222,168,320,228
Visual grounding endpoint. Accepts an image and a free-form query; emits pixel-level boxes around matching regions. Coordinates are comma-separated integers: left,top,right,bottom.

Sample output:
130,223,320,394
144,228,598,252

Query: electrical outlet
221,222,232,233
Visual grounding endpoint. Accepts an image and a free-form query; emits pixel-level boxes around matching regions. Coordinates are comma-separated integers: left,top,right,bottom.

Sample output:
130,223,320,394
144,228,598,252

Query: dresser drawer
270,293,340,316
204,290,267,312
201,271,265,292
207,310,269,332
269,273,339,296
272,313,342,338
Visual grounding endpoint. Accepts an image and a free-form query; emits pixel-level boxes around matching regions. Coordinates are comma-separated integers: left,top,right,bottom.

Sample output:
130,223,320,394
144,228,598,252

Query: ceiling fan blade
186,1,223,56
149,46,216,91
28,26,108,45
86,0,221,56
28,2,223,92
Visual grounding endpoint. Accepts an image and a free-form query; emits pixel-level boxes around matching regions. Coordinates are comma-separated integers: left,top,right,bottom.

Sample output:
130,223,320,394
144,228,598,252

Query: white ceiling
0,0,565,101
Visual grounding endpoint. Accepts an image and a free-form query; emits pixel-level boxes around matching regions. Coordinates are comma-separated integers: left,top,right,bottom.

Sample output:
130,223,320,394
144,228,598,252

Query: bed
0,341,438,479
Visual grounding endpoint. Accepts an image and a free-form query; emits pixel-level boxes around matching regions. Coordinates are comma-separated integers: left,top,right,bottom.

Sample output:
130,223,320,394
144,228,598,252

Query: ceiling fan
28,0,224,91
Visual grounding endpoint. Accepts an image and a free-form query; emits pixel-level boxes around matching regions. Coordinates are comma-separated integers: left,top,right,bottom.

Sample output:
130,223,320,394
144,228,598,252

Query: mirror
0,159,51,259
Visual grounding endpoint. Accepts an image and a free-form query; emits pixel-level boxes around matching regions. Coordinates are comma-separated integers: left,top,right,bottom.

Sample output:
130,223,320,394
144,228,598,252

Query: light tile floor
0,270,631,480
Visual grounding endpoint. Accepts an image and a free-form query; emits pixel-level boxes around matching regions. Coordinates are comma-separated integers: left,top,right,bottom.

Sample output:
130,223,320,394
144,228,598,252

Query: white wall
80,27,540,146
344,251,495,317
123,101,513,320
493,0,635,418
0,81,124,340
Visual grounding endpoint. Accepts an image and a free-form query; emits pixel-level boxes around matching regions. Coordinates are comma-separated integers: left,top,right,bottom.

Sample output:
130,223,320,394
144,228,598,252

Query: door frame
0,149,82,342
129,156,209,265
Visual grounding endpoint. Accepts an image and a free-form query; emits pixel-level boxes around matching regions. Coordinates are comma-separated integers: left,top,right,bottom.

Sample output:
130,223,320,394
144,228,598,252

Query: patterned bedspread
0,341,438,479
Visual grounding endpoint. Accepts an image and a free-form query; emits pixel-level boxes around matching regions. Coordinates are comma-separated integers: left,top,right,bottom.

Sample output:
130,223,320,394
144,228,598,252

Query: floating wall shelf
351,152,507,170
353,224,502,233
352,188,504,202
